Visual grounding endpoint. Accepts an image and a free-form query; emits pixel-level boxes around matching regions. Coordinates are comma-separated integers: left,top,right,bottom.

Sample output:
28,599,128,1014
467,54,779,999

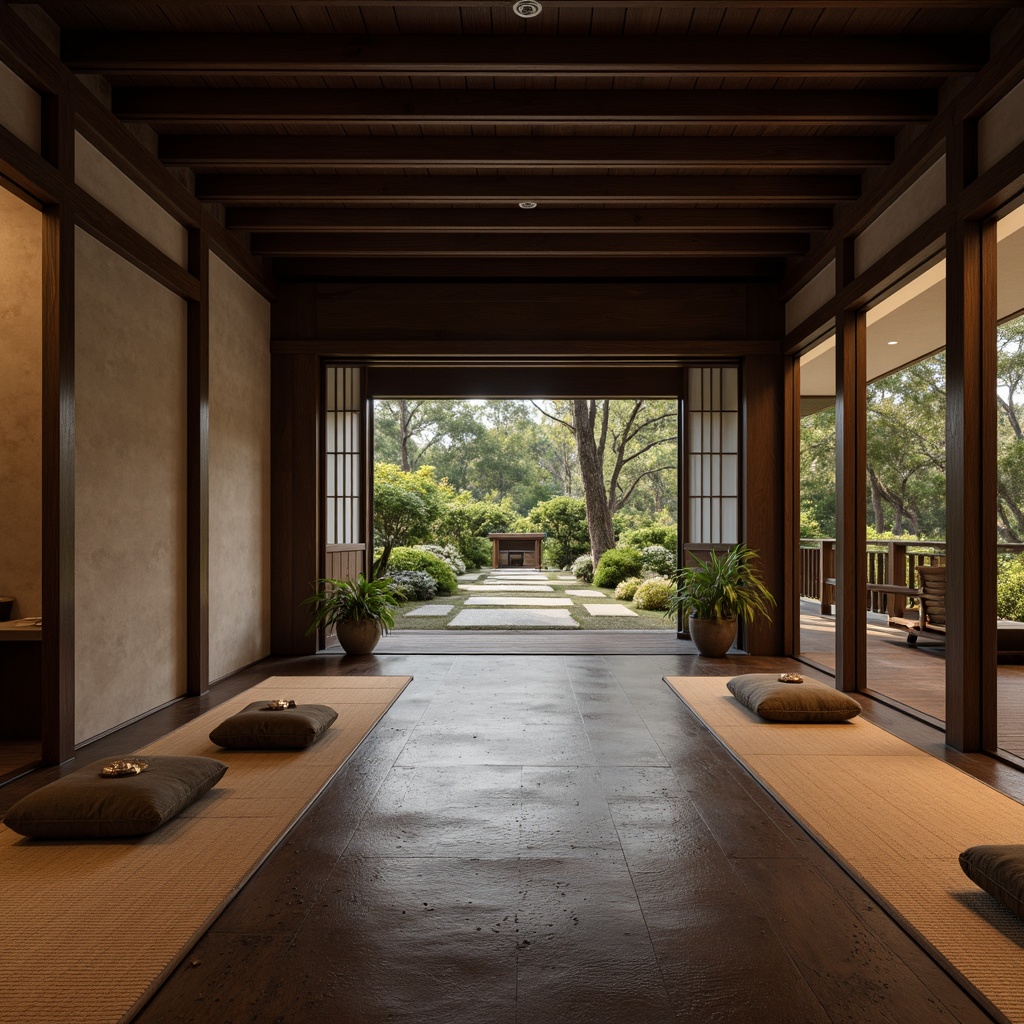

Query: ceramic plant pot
334,618,383,655
688,614,738,657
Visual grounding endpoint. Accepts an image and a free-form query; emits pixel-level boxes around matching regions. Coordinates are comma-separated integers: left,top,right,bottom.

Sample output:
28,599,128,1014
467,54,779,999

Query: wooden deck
800,606,1024,757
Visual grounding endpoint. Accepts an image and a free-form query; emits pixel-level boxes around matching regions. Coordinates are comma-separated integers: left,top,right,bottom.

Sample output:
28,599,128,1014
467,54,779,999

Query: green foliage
668,544,775,623
997,555,1024,621
302,575,399,635
639,544,675,576
634,576,674,611
384,569,438,603
384,547,458,595
620,525,677,552
435,492,518,555
372,464,453,577
461,536,492,570
594,548,643,589
798,502,822,539
615,576,643,601
571,553,594,582
527,495,590,567
415,544,466,576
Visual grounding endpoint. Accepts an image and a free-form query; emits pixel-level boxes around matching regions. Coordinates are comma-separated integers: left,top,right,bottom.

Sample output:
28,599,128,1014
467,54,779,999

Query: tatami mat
666,676,1024,1024
0,674,411,1024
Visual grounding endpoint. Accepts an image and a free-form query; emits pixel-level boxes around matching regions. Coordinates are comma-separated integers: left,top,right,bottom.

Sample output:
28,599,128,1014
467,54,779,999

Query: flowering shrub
634,576,674,611
571,553,594,583
415,544,467,576
614,576,643,601
386,548,458,595
385,569,438,603
640,544,675,577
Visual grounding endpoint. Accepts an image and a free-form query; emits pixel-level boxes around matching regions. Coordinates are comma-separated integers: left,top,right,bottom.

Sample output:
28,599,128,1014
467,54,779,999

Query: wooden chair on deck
887,564,945,645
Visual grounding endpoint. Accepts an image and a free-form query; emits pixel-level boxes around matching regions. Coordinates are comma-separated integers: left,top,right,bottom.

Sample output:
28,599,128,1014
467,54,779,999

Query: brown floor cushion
727,673,862,723
2,755,227,839
959,844,1024,919
209,701,338,750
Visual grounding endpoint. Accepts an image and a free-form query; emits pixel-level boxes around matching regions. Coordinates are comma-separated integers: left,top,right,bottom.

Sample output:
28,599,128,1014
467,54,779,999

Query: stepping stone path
404,604,455,617
459,584,555,592
465,597,572,607
457,573,483,582
583,604,639,617
566,589,608,597
448,609,579,629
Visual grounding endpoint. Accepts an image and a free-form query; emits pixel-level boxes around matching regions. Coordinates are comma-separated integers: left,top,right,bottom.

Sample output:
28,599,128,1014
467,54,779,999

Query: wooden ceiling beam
161,134,893,171
249,231,810,257
270,256,786,279
114,87,936,126
226,206,833,233
198,173,859,204
64,1,1023,8
65,32,986,77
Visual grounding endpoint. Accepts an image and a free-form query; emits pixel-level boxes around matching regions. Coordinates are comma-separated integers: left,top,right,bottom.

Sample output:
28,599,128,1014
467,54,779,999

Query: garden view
371,399,680,630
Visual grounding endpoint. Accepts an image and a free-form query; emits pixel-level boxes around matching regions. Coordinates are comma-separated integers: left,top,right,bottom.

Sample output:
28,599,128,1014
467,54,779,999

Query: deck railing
799,540,1024,617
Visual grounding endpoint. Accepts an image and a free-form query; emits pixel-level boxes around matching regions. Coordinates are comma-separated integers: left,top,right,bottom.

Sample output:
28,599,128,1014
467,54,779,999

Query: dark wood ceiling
40,1,1017,284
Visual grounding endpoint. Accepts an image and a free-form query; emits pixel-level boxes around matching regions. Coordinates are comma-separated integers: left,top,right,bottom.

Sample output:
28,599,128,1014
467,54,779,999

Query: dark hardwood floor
2,652,1005,1024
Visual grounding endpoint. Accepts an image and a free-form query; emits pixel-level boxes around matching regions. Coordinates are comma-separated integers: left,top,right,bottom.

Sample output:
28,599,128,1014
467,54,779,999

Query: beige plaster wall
0,188,42,619
74,133,188,268
785,260,835,335
0,60,40,153
855,157,947,277
74,229,187,744
208,254,271,681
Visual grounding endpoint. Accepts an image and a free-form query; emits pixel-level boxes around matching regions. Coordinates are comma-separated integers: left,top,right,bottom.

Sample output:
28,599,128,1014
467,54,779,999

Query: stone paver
456,574,482,581
465,597,573,607
404,604,455,617
566,589,608,597
459,584,554,592
447,609,579,629
583,604,639,617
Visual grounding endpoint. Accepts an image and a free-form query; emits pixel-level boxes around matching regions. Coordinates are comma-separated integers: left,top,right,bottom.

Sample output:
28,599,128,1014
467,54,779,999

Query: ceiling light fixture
887,341,899,346
512,1,543,18
519,201,538,209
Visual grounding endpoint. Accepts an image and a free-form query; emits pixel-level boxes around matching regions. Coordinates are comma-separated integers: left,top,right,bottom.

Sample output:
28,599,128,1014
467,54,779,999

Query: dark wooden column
40,96,75,764
743,355,786,656
835,311,866,693
186,229,209,695
271,353,320,655
945,217,997,752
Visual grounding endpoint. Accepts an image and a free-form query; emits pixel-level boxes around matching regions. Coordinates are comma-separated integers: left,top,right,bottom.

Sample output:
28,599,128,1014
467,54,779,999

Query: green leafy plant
614,576,643,601
384,547,458,595
571,553,594,583
594,548,643,588
634,576,673,611
667,544,775,623
302,574,400,636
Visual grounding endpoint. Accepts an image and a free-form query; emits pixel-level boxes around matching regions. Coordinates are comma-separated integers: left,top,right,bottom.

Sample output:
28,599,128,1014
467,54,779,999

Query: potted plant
666,544,775,657
303,574,401,655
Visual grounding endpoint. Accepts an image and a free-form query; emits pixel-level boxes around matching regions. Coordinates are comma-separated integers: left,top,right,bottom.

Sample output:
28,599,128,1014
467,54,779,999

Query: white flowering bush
415,544,467,576
640,544,675,577
571,553,594,583
614,576,643,601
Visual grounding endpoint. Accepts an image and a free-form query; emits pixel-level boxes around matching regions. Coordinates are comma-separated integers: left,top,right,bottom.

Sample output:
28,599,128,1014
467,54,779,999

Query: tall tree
536,400,677,566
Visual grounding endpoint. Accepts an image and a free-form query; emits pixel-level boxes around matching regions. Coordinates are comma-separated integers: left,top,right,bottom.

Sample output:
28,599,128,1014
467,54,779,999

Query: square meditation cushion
2,755,228,839
209,701,338,750
727,673,862,723
959,845,1024,919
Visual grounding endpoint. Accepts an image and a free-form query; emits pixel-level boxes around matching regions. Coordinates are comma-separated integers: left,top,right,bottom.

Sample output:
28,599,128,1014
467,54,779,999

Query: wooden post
836,311,866,693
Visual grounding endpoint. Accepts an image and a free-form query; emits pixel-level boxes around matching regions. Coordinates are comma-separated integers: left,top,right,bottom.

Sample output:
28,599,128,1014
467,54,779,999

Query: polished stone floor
2,652,1002,1024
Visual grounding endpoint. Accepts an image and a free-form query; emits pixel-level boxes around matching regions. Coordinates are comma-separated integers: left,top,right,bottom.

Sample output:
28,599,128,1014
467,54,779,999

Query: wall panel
208,253,271,682
0,59,40,153
0,188,42,618
74,230,187,744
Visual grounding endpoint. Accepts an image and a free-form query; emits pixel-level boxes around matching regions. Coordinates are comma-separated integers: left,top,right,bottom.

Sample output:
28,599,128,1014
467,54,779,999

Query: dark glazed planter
335,619,383,655
688,614,738,657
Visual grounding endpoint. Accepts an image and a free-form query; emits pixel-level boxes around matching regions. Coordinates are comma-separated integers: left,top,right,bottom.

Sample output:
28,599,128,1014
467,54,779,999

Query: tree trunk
572,399,617,565
867,466,887,532
399,400,412,472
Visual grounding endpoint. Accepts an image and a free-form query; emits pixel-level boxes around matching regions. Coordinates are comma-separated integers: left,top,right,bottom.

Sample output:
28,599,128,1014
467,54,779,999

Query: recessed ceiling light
519,201,538,209
887,341,899,345
512,0,543,18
